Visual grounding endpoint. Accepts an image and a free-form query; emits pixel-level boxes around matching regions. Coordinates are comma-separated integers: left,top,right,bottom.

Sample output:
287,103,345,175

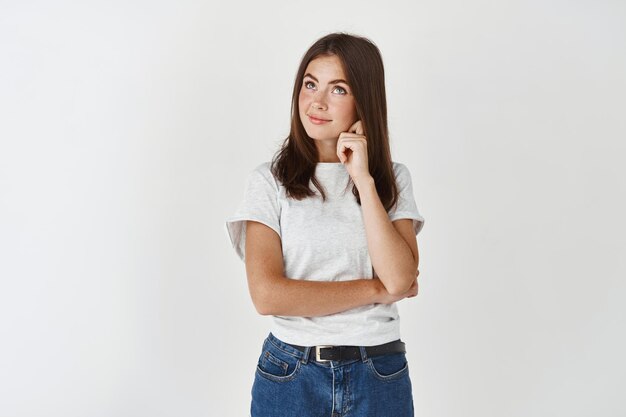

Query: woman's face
298,54,358,142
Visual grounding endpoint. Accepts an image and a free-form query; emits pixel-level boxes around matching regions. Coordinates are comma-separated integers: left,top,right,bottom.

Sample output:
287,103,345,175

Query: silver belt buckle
315,345,333,362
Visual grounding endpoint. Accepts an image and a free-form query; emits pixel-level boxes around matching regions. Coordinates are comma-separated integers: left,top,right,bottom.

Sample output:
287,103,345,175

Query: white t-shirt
225,161,425,346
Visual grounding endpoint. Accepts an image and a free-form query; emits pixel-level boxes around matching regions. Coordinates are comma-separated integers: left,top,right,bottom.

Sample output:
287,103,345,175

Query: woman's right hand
372,269,419,304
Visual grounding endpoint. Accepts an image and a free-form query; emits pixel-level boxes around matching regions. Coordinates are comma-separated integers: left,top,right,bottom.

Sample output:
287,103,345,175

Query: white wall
1,1,624,416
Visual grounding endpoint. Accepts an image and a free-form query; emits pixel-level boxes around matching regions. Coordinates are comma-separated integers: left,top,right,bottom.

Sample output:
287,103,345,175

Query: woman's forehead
304,55,347,82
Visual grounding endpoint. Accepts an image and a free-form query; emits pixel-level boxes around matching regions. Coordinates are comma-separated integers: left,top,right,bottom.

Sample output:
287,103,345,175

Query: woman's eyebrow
304,73,349,85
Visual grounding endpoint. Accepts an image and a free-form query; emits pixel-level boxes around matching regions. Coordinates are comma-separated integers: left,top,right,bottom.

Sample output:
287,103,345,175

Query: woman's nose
311,90,327,110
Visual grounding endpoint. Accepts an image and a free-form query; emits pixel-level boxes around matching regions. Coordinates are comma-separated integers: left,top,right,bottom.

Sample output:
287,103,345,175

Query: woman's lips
308,115,331,125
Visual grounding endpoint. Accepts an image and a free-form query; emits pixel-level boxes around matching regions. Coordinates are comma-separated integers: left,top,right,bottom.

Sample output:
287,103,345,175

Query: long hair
270,32,399,212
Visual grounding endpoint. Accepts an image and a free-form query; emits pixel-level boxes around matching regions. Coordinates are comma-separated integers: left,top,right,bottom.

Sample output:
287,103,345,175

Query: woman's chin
305,129,341,141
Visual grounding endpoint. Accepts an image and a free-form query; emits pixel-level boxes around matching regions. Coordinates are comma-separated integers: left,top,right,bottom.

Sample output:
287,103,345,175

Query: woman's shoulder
391,161,411,177
251,161,272,175
248,161,280,189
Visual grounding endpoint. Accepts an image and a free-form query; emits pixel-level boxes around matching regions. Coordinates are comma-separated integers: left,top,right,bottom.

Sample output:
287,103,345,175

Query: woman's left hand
337,120,372,187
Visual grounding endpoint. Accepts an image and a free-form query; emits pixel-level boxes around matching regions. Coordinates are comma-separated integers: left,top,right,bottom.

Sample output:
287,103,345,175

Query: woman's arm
335,122,419,297
353,177,419,296
245,220,415,317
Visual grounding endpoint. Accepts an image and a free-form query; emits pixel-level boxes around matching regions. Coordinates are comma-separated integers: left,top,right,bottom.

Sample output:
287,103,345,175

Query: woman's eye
304,81,315,89
334,86,347,95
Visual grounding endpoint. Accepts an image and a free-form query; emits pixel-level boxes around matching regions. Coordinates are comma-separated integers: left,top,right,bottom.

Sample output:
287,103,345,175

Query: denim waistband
264,332,404,365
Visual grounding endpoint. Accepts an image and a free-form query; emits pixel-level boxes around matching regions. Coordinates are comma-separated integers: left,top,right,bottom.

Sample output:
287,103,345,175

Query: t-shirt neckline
316,162,345,169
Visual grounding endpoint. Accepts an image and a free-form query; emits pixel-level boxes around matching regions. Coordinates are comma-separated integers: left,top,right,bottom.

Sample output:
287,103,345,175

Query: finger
337,139,358,157
356,121,364,135
348,120,364,135
338,133,363,141
337,138,367,151
337,142,351,163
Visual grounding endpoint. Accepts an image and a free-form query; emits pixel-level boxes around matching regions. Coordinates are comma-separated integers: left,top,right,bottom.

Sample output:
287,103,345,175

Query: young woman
225,32,425,417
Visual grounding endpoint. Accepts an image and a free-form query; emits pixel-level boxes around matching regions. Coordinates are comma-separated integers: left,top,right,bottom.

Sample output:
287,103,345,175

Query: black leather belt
288,339,406,363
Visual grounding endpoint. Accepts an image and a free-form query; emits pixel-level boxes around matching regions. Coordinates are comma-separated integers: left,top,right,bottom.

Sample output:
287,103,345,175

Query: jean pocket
366,351,409,381
255,339,302,382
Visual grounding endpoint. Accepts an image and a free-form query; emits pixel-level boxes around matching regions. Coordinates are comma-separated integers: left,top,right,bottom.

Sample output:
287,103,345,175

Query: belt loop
358,345,368,363
301,346,311,364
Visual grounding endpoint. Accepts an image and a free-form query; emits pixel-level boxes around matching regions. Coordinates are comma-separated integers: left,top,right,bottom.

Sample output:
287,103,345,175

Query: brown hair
270,32,399,211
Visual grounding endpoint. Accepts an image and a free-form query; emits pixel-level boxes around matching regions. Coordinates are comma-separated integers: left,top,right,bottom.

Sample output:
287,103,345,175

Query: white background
1,1,625,416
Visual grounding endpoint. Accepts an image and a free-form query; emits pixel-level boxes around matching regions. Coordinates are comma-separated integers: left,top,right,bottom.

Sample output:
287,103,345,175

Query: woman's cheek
338,104,356,125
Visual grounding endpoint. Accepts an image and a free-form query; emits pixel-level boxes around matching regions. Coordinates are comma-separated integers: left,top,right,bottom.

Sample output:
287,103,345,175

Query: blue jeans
251,332,414,417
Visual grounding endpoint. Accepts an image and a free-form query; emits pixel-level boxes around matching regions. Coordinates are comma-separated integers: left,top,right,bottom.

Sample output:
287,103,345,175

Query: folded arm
244,220,415,317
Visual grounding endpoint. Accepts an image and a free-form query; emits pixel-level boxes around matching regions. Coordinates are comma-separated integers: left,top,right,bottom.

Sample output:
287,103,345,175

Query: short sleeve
388,162,425,236
224,162,281,262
